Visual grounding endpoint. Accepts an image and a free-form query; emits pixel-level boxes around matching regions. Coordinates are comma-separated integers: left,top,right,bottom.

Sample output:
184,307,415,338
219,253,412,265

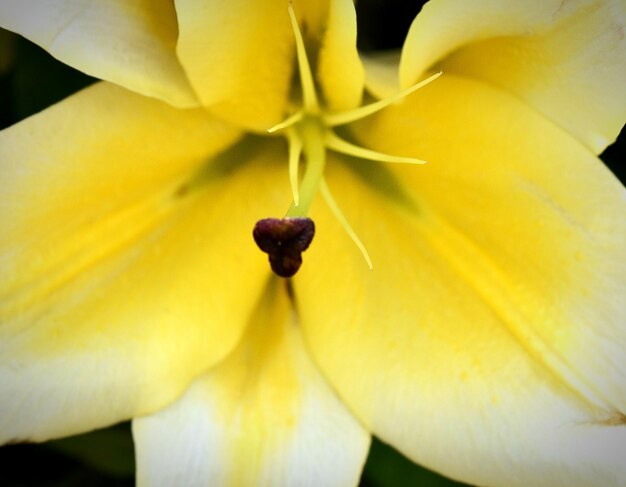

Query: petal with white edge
400,0,626,153
133,279,370,487
298,74,626,487
0,83,290,442
0,0,198,107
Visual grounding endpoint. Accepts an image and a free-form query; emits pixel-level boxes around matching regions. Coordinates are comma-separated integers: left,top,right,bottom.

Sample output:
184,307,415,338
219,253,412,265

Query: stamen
286,127,302,206
323,71,442,126
267,110,303,134
320,179,373,270
286,118,326,217
288,3,319,112
325,131,427,165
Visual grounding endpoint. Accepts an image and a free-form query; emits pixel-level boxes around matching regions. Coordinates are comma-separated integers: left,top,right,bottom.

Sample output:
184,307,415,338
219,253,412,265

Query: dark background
0,0,623,485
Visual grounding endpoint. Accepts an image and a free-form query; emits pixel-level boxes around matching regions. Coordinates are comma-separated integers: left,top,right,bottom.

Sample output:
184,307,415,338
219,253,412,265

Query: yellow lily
1,0,625,486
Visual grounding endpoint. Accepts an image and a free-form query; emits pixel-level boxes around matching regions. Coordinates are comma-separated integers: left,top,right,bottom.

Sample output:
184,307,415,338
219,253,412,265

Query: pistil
253,217,315,278
254,3,440,278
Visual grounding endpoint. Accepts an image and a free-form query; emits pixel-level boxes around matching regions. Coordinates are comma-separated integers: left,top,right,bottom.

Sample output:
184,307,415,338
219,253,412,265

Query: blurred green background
0,0,623,485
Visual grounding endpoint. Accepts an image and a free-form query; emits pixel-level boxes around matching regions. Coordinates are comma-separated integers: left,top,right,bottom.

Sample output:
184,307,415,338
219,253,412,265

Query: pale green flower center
258,5,440,275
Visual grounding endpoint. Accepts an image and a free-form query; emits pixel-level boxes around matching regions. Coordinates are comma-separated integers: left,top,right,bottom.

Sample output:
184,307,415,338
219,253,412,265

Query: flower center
253,4,441,278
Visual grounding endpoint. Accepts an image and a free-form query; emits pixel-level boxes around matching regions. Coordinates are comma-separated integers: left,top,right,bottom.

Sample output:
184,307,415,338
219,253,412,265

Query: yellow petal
0,82,291,442
174,0,296,131
298,74,626,486
293,0,329,37
316,0,365,111
133,279,370,487
400,0,626,153
361,50,401,99
0,0,198,107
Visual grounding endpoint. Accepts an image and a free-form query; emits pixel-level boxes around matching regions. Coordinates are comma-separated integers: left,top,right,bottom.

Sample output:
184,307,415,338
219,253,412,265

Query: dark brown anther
253,217,315,278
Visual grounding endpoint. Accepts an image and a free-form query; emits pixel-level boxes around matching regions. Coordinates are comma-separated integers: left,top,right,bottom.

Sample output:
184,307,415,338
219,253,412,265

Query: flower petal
400,0,626,153
316,0,364,111
0,82,290,442
0,0,198,107
133,279,370,487
361,50,401,99
298,74,626,486
174,0,297,131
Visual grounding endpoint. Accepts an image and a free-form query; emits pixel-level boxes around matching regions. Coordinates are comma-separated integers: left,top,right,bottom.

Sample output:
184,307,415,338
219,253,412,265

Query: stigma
253,217,315,278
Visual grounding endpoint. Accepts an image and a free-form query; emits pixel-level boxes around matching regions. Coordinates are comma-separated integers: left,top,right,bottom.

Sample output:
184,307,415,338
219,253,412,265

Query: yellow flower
1,0,625,486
